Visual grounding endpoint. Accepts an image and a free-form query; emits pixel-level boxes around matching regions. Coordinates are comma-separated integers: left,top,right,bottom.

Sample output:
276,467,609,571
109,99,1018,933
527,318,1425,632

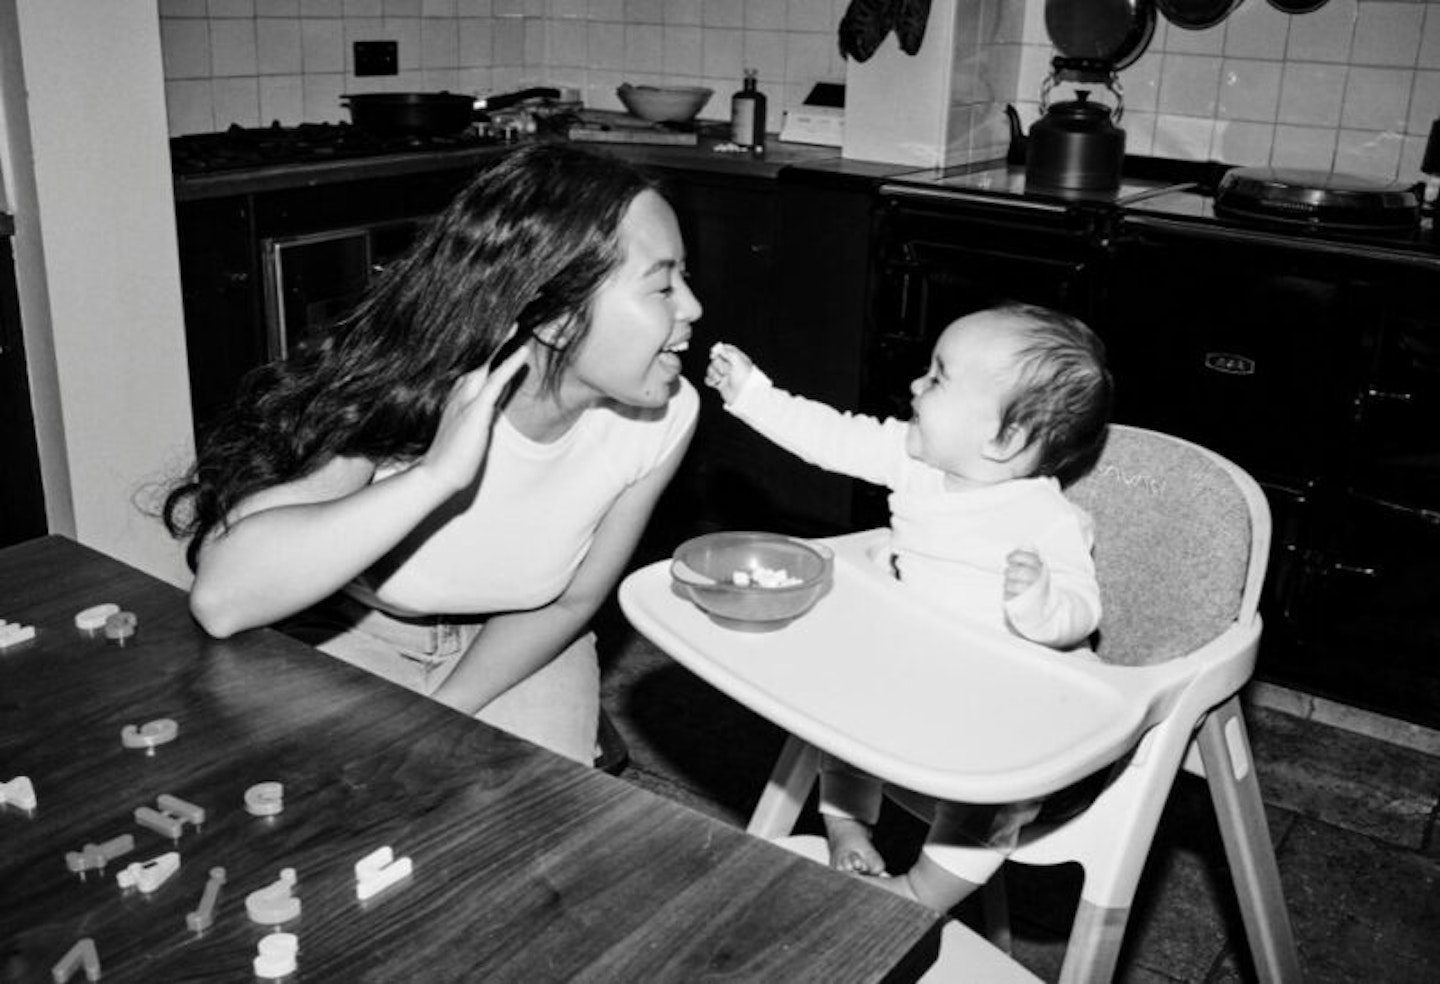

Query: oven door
261,219,424,360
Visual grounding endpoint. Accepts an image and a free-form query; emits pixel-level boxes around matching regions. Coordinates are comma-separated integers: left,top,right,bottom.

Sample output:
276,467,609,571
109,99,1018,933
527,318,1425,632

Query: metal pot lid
1214,166,1421,230
1046,0,1156,71
1158,0,1242,30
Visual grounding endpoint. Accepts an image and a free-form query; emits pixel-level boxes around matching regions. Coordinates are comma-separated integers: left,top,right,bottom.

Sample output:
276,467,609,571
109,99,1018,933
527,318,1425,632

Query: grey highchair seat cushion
1065,427,1253,667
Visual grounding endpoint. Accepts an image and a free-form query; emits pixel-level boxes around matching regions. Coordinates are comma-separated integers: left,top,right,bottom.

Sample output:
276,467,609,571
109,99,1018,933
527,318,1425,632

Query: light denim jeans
281,593,600,766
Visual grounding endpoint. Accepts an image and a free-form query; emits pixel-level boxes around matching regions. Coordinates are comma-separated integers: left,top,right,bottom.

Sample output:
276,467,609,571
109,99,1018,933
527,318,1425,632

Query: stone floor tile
1247,705,1440,851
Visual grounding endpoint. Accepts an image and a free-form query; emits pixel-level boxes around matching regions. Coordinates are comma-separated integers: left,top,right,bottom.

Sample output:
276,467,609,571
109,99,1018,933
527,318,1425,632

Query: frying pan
1045,0,1157,70
1267,0,1330,13
1158,0,1241,30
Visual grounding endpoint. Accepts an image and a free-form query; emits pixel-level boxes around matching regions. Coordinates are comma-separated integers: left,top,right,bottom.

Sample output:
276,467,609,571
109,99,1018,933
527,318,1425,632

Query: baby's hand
705,342,753,404
1003,546,1046,601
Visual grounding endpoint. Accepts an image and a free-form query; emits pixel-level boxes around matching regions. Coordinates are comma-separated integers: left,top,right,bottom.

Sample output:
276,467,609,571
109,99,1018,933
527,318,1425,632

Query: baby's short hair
993,303,1113,482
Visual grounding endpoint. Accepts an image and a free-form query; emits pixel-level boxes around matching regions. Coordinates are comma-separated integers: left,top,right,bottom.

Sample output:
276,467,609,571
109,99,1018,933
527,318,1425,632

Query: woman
163,144,701,764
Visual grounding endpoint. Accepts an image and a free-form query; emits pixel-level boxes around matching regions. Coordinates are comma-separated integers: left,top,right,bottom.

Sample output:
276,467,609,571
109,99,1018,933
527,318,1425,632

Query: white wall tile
211,0,257,16
1153,113,1214,160
459,18,495,62
1350,1,1423,68
703,0,743,29
386,0,422,15
423,0,459,15
625,23,664,72
213,76,261,126
1286,0,1356,63
161,0,209,16
743,30,786,86
457,0,492,14
1335,126,1403,177
259,0,301,15
212,20,259,76
551,18,588,64
258,19,304,74
625,0,664,23
303,72,347,120
259,74,305,123
661,24,701,76
1422,6,1440,67
744,0,783,31
1278,61,1348,126
589,0,623,20
163,19,213,79
386,17,423,69
344,0,384,15
1119,49,1161,113
588,21,625,69
422,17,460,65
1272,122,1337,168
1211,119,1275,166
1410,69,1440,134
494,16,527,64
787,0,830,33
702,26,743,78
302,18,345,71
1156,54,1222,118
1341,65,1411,130
1218,58,1281,122
784,30,829,86
1162,18,1224,57
165,79,216,134
666,0,702,25
1223,1,1289,61
301,0,344,15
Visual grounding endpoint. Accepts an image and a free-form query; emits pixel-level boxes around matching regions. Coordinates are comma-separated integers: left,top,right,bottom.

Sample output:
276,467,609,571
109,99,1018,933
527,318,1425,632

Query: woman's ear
531,317,572,350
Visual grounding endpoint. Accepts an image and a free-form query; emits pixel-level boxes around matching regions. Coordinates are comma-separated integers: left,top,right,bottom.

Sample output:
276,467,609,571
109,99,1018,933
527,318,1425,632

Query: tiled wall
160,0,1440,182
1011,0,1440,182
159,0,850,136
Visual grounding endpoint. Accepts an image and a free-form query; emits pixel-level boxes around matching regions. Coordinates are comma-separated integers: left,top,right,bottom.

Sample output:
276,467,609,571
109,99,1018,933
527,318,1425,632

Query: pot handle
1039,68,1125,124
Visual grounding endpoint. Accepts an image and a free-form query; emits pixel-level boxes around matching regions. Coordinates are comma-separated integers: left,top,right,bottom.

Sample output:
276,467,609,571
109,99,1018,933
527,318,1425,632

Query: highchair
620,425,1302,983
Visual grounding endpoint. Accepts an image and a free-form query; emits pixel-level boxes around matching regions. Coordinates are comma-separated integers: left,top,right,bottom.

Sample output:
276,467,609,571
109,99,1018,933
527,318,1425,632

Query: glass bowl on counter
670,531,833,630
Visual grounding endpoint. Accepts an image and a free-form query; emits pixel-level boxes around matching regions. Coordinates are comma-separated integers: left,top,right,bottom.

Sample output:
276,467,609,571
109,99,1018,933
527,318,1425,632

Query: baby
705,302,1113,911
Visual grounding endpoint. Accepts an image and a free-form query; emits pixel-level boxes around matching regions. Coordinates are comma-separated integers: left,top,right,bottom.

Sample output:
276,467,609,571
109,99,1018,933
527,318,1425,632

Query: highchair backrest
1063,424,1263,668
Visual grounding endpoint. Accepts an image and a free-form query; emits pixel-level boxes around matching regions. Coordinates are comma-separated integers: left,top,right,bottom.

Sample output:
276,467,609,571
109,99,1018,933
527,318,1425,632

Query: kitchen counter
172,129,844,202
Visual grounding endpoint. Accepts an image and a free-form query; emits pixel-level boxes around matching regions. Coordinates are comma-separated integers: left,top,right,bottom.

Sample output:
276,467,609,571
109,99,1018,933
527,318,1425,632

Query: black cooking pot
1025,72,1126,193
341,92,476,136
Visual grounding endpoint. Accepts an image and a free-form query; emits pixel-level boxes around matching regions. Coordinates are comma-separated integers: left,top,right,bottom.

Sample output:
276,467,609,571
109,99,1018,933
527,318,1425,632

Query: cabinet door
0,236,46,548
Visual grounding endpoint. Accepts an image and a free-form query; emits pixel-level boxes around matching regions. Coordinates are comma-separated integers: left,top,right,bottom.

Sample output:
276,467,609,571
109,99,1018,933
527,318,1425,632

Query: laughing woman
162,144,700,764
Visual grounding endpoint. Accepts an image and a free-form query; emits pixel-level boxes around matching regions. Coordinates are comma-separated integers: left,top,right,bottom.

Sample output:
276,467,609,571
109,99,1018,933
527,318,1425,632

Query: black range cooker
865,159,1440,728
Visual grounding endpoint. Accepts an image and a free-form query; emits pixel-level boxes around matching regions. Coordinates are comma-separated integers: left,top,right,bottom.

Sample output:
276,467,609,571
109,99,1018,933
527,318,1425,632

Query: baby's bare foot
823,815,886,875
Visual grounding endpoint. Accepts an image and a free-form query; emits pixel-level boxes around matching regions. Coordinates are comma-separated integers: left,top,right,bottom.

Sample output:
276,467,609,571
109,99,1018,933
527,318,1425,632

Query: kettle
1023,63,1126,193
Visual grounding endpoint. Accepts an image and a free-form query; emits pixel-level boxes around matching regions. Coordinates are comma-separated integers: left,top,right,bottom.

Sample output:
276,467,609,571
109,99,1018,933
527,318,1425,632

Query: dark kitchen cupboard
646,166,879,546
1101,215,1440,729
0,230,46,549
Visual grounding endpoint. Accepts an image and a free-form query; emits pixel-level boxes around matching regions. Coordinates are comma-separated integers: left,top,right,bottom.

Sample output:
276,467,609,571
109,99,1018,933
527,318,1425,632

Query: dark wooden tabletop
0,536,941,983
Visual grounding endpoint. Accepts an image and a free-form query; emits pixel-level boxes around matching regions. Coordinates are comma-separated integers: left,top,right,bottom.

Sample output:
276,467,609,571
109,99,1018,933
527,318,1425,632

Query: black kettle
1023,64,1126,193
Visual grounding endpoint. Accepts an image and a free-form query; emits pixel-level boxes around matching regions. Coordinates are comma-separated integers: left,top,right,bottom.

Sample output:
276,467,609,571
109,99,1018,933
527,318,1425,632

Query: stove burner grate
171,122,497,175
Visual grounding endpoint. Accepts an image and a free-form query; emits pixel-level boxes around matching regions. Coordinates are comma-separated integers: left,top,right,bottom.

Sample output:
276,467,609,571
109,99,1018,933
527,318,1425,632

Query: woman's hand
706,342,753,404
419,343,531,494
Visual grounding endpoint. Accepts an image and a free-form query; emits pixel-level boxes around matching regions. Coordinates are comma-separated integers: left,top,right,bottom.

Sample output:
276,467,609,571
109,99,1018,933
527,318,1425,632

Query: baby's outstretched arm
705,342,754,404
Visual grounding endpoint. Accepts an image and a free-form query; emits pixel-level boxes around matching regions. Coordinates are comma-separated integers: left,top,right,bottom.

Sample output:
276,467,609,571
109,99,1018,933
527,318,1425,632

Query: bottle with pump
730,68,766,151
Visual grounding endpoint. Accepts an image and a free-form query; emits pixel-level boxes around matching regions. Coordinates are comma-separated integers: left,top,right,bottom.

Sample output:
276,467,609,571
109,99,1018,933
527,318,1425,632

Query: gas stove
170,122,502,177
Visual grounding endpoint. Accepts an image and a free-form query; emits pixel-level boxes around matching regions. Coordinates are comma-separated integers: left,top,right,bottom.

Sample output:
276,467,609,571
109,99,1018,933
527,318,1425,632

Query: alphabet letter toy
135,793,206,840
253,932,299,979
186,867,227,933
116,851,180,893
65,833,135,877
0,619,36,649
73,603,119,634
0,775,37,812
245,868,301,925
49,937,100,983
355,845,413,901
120,719,178,752
243,781,284,817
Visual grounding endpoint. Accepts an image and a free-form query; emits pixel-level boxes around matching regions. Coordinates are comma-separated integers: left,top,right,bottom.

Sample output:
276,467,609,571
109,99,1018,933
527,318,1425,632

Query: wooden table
0,536,941,983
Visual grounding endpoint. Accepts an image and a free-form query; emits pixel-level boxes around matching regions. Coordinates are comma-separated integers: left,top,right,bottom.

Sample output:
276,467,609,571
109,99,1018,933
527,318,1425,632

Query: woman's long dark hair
163,143,657,569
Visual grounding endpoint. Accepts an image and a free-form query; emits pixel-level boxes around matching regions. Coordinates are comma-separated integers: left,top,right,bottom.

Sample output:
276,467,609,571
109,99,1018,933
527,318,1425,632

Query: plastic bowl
671,532,833,630
616,83,714,123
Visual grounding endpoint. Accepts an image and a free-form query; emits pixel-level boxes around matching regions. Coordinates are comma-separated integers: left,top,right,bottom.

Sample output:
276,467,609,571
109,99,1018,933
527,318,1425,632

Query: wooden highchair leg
746,734,820,839
1194,696,1303,984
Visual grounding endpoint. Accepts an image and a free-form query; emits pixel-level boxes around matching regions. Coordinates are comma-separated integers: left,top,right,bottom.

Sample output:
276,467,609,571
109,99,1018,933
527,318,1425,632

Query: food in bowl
616,83,714,123
671,532,833,630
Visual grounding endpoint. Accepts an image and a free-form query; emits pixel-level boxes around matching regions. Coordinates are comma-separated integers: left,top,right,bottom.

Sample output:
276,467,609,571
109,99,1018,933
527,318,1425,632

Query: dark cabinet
0,232,46,548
